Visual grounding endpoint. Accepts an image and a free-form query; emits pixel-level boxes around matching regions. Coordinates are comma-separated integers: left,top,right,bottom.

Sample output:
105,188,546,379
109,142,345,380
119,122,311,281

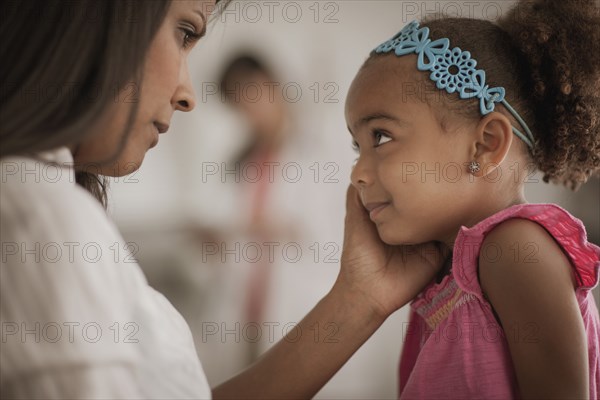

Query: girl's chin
376,224,421,246
377,226,405,246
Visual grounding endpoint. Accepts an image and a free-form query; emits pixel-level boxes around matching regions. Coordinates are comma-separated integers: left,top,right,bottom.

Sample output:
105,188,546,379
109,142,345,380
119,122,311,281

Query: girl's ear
469,111,513,178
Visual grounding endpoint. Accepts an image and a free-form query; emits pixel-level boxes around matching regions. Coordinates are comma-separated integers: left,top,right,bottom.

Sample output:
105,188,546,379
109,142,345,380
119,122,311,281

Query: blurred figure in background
218,54,295,363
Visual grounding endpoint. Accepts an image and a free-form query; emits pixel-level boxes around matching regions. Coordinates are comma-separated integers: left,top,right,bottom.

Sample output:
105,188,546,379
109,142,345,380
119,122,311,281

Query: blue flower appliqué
459,69,506,115
430,47,477,94
371,19,536,150
375,20,419,54
393,27,449,70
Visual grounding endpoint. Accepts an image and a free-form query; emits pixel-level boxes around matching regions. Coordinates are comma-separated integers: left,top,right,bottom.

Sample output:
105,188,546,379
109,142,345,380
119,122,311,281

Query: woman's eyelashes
179,24,202,48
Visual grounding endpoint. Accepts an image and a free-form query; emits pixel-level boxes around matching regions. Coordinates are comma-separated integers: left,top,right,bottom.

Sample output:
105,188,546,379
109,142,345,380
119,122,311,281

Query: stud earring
468,160,481,174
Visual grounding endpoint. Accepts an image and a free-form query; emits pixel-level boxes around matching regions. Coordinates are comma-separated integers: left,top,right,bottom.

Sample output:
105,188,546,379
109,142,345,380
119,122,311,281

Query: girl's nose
350,154,374,188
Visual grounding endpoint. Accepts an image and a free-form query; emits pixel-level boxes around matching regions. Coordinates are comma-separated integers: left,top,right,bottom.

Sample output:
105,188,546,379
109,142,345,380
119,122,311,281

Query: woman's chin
73,145,146,177
114,157,144,177
92,156,144,177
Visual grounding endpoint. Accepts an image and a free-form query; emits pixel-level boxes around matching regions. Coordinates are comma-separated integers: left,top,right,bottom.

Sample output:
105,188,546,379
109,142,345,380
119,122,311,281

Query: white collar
1,146,77,186
36,146,74,164
40,146,76,184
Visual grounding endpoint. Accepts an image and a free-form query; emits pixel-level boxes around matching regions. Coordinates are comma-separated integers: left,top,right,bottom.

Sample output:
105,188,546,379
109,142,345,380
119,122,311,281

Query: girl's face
72,0,215,176
345,55,482,247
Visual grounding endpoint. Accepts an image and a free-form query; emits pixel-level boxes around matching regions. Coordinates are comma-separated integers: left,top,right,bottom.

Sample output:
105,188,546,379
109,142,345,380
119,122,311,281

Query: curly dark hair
499,0,600,189
368,0,600,190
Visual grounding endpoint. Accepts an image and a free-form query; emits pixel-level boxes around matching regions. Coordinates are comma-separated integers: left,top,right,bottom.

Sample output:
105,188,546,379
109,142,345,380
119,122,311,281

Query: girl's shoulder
453,203,600,300
465,205,600,398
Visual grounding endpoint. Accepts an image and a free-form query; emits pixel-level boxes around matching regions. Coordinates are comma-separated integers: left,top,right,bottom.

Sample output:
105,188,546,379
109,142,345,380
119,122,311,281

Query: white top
0,147,212,399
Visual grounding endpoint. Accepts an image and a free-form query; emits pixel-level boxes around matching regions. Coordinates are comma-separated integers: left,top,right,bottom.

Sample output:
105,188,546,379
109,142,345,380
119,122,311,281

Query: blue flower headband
374,20,535,150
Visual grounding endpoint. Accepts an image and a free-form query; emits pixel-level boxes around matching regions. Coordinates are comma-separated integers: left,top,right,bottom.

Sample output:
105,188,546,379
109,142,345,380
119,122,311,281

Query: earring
468,160,481,174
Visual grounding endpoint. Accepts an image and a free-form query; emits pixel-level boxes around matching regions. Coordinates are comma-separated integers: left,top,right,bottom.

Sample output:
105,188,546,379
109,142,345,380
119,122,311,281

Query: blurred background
107,1,600,398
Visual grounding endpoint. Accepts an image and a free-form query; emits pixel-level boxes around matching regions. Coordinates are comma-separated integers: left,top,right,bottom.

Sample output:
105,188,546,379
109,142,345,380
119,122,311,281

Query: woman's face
345,55,482,246
72,0,216,176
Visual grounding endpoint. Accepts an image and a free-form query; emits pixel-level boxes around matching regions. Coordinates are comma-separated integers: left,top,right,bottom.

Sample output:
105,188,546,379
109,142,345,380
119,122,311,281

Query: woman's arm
213,185,449,399
211,281,385,399
479,218,589,399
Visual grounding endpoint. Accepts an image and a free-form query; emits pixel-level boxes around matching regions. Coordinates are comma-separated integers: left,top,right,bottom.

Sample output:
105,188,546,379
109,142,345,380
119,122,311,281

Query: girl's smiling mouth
364,202,390,220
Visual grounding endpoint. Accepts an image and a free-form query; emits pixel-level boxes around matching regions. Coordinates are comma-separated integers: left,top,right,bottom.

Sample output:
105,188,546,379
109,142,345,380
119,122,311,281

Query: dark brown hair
1,0,171,208
1,0,231,209
368,0,600,190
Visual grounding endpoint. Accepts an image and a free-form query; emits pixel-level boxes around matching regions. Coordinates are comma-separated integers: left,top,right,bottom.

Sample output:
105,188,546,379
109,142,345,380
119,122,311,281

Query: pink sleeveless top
398,203,600,399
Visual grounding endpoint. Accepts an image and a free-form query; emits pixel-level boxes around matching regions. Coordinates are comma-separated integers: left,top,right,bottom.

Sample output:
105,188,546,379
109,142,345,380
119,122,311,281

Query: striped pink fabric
398,203,600,399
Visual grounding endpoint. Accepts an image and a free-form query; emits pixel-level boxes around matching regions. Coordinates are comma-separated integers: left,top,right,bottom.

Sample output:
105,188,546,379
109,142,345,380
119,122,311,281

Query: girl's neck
434,194,527,285
439,194,528,254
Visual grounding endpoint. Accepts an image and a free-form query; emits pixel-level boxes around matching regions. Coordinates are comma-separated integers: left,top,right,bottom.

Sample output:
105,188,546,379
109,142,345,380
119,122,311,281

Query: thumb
345,184,368,222
343,184,382,247
344,184,374,230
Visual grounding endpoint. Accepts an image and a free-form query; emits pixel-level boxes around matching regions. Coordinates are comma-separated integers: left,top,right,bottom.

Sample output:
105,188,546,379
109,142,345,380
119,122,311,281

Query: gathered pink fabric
398,203,600,399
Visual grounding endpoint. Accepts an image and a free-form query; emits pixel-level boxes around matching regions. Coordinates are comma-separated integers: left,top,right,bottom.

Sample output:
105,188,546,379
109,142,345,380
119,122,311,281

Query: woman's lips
154,121,169,133
149,121,168,149
150,124,159,148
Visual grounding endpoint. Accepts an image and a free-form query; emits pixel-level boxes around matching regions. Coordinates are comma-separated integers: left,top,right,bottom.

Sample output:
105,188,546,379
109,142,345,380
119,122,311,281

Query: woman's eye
180,28,201,48
373,130,392,147
351,140,359,153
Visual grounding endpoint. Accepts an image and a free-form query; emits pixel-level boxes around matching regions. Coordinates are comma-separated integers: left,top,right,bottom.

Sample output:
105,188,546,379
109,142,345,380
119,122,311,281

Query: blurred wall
108,1,600,399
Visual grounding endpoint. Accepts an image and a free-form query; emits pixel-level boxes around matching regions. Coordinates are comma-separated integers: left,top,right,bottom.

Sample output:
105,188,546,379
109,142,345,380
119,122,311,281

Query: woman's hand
335,184,451,319
213,184,447,399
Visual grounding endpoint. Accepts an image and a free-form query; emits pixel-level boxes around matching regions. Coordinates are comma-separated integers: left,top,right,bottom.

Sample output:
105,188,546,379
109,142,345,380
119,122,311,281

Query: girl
346,0,600,398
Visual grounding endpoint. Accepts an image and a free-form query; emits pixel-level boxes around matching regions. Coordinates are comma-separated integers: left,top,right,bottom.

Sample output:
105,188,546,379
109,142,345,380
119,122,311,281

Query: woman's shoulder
0,148,150,317
453,203,600,299
1,148,126,251
2,148,99,221
0,149,204,386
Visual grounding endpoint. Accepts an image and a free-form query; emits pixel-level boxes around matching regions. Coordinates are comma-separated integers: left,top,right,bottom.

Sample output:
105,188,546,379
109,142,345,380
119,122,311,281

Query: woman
0,1,449,398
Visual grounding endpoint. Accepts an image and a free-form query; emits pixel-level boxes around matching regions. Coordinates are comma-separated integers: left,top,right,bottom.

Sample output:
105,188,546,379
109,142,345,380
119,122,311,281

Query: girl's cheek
377,161,399,187
380,152,403,177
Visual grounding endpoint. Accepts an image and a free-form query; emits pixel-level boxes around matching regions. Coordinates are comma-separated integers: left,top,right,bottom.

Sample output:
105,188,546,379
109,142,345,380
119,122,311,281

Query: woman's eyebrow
194,9,208,36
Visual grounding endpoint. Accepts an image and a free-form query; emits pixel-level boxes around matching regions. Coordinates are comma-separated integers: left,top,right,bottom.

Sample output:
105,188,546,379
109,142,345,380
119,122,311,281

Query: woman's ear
470,111,513,178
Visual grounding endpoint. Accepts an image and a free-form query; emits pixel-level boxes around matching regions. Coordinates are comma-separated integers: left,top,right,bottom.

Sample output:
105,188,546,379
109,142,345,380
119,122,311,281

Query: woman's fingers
344,184,367,223
344,184,378,240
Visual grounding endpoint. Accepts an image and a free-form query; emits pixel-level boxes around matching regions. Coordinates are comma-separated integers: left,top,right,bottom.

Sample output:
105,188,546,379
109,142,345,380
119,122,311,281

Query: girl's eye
180,28,201,49
351,140,360,153
373,130,392,147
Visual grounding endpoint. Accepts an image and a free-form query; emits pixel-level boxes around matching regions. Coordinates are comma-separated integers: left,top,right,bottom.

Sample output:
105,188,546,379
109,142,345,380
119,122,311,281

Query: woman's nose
172,59,196,112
